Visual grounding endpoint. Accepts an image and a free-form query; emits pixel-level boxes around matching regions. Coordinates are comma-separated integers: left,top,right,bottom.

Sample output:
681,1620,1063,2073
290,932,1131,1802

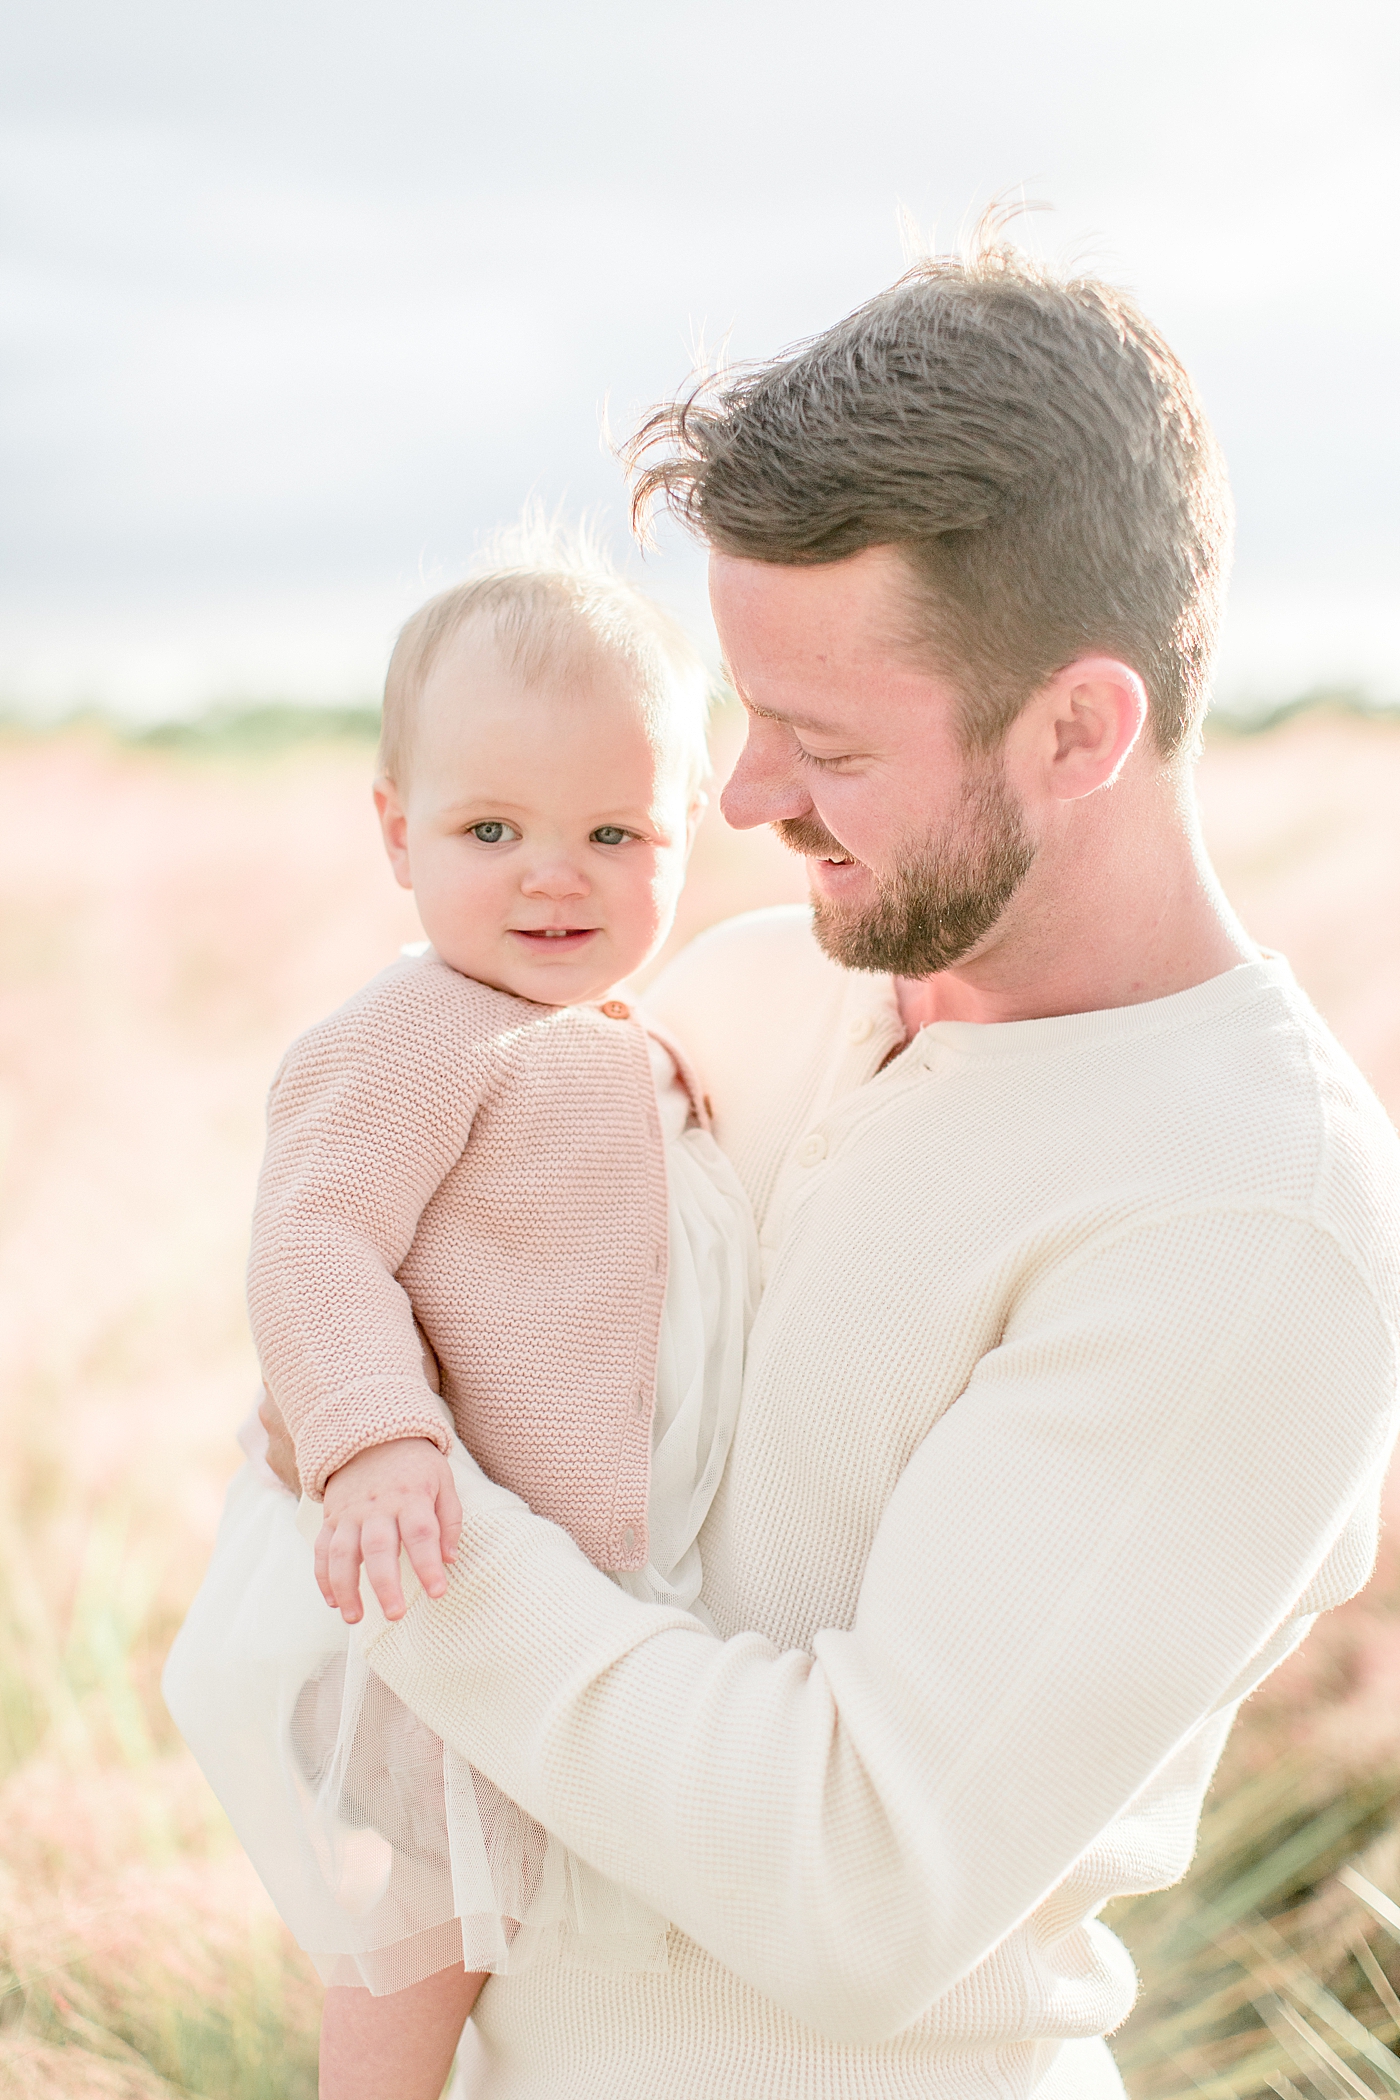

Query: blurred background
4,0,1399,718
2,4,1399,2096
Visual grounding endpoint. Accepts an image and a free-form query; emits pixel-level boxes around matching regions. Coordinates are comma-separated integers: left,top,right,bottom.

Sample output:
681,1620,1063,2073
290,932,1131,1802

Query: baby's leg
319,1967,486,2100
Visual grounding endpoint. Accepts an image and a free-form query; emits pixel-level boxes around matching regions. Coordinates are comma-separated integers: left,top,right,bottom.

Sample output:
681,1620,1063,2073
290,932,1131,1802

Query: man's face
711,546,1035,978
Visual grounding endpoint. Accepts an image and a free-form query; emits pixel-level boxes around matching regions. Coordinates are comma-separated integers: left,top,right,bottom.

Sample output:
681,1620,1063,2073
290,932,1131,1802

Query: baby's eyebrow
438,795,532,816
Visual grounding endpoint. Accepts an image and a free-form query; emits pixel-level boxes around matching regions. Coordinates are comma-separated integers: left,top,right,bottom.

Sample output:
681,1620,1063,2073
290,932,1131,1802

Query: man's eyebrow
720,668,844,736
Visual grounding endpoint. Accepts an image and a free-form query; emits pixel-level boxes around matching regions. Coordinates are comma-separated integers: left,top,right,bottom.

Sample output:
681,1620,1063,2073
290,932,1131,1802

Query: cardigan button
848,1014,875,1043
796,1131,828,1166
600,999,630,1020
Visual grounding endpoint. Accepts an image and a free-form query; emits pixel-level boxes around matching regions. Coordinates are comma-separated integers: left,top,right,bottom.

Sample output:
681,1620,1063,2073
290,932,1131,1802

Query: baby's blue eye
591,826,629,846
469,822,509,843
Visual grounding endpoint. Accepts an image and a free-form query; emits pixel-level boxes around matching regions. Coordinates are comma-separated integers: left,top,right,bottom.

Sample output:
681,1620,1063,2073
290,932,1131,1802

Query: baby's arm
250,962,490,1620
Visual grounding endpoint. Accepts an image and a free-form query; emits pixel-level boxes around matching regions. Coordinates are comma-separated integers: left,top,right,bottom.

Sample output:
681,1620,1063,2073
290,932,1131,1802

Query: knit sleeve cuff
295,1384,454,1499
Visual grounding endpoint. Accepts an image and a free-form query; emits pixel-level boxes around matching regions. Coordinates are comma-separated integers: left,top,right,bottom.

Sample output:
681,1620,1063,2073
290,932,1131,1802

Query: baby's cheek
646,850,690,938
413,858,503,977
600,863,665,976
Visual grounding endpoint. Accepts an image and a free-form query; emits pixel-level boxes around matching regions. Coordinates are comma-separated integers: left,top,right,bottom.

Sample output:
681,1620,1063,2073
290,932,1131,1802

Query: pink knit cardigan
247,950,704,1572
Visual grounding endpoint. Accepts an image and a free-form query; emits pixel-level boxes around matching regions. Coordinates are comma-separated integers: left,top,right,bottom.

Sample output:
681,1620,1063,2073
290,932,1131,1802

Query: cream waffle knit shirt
364,907,1400,2100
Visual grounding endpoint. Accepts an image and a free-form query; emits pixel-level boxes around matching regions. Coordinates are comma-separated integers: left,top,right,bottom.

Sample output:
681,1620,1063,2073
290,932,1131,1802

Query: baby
163,544,757,2100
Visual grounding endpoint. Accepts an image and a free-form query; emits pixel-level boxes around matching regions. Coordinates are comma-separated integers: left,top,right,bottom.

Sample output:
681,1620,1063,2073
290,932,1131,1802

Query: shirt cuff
296,1386,454,1499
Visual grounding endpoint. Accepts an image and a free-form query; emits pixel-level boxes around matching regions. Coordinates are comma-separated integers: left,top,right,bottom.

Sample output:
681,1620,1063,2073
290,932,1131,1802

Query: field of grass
1,706,1399,2096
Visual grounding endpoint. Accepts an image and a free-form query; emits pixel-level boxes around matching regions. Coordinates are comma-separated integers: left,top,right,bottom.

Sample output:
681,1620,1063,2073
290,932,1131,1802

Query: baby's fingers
313,1519,339,1608
438,1471,463,1570
360,1514,408,1622
324,1520,369,1625
400,1502,450,1603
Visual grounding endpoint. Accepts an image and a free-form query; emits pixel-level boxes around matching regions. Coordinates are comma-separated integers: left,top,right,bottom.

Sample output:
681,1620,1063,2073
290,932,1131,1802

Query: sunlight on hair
462,501,614,585
625,212,1233,761
379,509,713,798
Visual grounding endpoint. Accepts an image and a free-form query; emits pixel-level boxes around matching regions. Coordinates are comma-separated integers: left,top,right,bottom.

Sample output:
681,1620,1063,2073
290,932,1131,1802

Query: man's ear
373,776,414,889
1016,658,1150,803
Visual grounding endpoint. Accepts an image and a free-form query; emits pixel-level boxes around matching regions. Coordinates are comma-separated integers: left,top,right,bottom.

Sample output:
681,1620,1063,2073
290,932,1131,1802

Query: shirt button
600,999,630,1020
848,1014,874,1043
796,1132,828,1166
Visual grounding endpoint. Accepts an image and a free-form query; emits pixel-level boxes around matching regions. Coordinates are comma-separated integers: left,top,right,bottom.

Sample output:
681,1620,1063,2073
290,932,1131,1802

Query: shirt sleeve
361,1205,1398,2040
248,967,487,1495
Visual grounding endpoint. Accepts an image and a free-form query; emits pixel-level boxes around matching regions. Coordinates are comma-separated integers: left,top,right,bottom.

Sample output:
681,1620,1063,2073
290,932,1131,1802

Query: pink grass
0,711,1397,2087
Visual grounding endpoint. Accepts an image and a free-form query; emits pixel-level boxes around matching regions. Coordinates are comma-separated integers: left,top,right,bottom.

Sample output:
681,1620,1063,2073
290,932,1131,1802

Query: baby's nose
521,854,589,898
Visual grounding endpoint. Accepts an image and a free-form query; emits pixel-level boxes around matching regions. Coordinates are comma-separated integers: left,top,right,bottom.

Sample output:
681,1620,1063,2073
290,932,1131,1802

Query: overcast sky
3,0,1397,718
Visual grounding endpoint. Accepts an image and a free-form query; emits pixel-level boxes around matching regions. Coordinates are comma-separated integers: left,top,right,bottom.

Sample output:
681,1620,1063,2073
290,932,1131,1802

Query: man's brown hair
627,224,1233,758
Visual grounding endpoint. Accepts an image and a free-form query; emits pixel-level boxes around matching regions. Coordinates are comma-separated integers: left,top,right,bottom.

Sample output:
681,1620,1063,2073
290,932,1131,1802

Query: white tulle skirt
163,1116,757,1995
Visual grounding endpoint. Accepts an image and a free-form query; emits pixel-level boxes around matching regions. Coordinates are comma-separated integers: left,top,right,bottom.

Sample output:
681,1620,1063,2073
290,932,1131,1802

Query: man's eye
796,747,847,770
590,825,630,846
468,821,514,844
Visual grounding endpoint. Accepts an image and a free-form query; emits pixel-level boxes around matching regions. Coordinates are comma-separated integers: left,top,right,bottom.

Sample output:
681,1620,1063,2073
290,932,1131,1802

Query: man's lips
806,848,869,901
773,816,858,868
810,852,864,886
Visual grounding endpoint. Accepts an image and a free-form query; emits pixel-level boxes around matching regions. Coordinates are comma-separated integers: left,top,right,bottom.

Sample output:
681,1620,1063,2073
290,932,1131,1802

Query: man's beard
776,765,1037,978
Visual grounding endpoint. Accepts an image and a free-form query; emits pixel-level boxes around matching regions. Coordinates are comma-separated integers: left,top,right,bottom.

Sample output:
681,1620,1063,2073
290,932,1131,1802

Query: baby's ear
373,775,414,889
685,789,709,851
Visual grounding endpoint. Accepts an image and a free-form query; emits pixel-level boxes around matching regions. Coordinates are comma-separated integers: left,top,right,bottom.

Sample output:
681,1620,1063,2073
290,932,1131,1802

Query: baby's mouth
511,927,598,944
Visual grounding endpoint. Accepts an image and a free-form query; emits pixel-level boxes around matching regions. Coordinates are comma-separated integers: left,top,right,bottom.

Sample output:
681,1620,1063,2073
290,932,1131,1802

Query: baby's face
374,631,698,1006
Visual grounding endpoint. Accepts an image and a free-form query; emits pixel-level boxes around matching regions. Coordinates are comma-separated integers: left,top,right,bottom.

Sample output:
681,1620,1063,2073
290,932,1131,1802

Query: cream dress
163,1039,757,1994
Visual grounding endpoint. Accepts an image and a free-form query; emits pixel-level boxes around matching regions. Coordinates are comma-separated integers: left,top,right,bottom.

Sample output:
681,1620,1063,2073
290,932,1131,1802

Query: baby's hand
316,1438,462,1625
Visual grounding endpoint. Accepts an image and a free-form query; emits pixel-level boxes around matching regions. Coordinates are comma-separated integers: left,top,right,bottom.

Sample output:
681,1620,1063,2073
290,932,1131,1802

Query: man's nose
719,719,813,832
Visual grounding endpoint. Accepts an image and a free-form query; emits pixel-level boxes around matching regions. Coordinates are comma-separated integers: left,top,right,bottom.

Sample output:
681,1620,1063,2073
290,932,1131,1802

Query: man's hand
316,1438,463,1625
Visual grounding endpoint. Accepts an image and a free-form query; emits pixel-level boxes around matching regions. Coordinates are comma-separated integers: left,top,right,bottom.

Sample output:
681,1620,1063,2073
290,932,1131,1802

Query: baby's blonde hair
380,519,711,797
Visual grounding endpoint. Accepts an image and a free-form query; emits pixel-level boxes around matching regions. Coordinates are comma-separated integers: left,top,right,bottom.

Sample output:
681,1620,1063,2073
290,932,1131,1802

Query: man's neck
895,777,1256,1039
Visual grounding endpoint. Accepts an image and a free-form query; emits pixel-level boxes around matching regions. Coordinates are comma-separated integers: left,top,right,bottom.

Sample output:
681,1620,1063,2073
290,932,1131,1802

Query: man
336,235,1400,2095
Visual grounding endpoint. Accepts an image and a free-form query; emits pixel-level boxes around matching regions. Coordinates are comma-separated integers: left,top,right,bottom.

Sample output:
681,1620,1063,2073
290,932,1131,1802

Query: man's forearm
359,1459,955,2043
363,1207,1394,2041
